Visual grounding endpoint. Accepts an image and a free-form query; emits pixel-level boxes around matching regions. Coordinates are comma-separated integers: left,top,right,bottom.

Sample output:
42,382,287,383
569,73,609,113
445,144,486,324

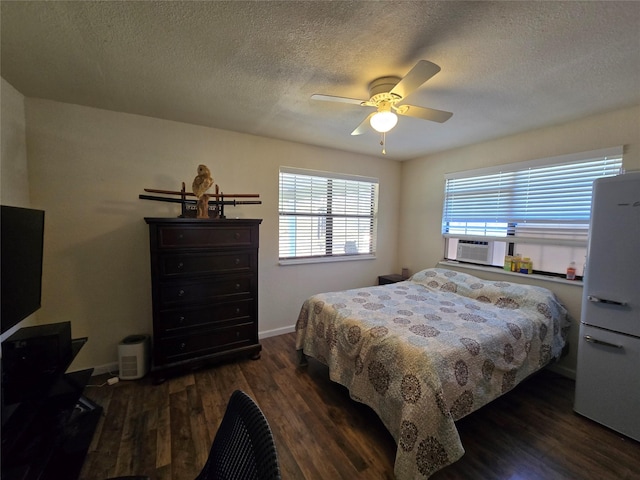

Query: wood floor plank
192,369,223,442
185,384,212,470
78,332,640,480
168,373,195,394
155,405,172,469
274,363,389,477
87,390,128,478
113,396,140,476
168,389,200,479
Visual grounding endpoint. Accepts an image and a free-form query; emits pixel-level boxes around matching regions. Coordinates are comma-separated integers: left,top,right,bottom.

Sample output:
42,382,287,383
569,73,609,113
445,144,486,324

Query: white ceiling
2,1,639,160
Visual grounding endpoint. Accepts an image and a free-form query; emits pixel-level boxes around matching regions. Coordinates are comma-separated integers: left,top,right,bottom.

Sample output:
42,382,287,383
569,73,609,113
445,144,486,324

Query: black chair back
195,390,281,480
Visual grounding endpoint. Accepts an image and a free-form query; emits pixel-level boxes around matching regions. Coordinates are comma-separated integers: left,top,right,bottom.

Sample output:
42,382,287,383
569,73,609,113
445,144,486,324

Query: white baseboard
259,325,296,339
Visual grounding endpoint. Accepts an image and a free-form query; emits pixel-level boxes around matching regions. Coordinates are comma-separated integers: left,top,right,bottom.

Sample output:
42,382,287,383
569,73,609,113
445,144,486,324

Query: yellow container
520,257,532,274
512,254,522,272
504,255,513,271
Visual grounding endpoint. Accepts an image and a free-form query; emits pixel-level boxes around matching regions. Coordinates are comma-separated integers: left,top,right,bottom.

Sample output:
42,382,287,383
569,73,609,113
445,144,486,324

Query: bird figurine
192,164,214,219
196,194,210,219
192,164,214,198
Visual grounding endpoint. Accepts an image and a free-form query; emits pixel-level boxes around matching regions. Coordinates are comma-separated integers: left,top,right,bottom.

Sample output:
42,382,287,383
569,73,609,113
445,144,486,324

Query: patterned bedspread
295,268,569,479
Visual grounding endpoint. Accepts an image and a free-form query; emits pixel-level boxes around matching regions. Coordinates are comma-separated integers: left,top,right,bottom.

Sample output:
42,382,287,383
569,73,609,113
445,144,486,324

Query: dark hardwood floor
79,332,639,480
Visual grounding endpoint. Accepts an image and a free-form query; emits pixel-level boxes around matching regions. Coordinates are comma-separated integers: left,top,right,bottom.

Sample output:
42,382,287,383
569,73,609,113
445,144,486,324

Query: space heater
118,334,150,380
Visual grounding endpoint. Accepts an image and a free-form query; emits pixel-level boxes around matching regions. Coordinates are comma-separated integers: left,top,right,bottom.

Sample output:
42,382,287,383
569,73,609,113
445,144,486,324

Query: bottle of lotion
566,261,577,280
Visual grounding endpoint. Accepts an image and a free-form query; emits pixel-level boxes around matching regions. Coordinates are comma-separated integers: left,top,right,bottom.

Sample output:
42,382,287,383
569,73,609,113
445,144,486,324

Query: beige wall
6,74,640,378
23,98,401,372
1,78,30,207
0,78,39,340
398,104,640,377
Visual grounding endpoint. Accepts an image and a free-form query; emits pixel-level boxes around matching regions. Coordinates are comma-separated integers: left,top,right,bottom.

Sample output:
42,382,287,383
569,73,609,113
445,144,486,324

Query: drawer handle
178,315,185,323
235,283,241,290
234,232,241,240
236,331,240,338
178,234,184,240
180,342,187,350
178,289,185,297
587,295,627,306
235,308,241,314
177,262,184,270
584,335,622,349
235,258,240,265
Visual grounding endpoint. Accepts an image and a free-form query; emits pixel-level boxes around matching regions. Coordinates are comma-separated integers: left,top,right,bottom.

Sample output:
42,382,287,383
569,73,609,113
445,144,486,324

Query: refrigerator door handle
587,295,627,306
584,335,623,349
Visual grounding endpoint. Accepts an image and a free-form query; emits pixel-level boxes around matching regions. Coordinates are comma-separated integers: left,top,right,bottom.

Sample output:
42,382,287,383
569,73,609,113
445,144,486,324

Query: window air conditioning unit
456,240,494,265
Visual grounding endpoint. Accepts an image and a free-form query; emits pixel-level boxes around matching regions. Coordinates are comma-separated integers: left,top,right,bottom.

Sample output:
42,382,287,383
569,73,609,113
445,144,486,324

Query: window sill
279,254,376,266
438,260,584,287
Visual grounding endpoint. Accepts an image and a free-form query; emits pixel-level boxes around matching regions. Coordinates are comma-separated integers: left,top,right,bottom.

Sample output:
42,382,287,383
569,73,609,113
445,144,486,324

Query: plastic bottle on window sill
520,257,532,274
504,255,513,271
566,261,577,280
512,253,522,272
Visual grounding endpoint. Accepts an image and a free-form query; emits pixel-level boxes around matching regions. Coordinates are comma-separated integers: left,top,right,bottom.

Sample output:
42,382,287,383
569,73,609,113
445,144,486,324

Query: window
442,147,623,276
279,167,378,263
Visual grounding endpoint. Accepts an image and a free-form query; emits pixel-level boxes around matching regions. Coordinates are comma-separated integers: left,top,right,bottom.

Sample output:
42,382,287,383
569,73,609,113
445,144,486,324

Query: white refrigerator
574,171,640,441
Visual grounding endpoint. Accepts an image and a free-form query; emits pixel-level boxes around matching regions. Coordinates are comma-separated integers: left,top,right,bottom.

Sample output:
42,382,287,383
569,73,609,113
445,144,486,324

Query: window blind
279,168,378,260
442,148,623,243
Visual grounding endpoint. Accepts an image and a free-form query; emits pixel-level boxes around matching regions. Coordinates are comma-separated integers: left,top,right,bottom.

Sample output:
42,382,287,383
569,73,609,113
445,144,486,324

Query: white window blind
442,147,623,244
279,167,378,261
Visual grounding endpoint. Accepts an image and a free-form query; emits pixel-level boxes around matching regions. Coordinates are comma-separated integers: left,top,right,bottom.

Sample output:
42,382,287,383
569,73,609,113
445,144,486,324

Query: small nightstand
378,274,405,285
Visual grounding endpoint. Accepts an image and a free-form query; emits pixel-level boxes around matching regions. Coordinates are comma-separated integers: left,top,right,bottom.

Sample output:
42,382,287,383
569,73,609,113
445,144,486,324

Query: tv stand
1,336,102,480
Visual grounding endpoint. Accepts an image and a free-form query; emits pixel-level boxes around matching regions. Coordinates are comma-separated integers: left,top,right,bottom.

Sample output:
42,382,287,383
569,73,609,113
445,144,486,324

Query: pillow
410,268,567,317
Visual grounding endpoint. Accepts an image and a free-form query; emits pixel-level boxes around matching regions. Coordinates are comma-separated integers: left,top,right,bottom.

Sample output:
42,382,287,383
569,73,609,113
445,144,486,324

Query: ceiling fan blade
389,60,441,100
311,94,366,106
396,104,453,123
351,113,375,135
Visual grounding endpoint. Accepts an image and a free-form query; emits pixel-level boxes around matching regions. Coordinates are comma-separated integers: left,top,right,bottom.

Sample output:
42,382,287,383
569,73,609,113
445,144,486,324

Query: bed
295,268,569,479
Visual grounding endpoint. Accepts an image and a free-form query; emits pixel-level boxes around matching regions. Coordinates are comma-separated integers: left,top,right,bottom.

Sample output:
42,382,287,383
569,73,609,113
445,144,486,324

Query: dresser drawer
156,300,253,335
159,251,254,277
158,321,257,364
157,275,254,308
156,225,257,249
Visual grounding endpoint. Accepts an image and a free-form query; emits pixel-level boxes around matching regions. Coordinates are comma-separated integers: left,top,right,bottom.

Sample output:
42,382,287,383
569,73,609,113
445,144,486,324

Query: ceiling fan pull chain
381,132,386,155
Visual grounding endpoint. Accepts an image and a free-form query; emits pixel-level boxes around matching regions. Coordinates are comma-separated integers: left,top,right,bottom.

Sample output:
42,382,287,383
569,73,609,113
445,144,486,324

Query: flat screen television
1,205,45,334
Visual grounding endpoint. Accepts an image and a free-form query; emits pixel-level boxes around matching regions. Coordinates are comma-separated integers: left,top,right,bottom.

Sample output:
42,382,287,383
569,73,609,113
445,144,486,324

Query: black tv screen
1,205,45,334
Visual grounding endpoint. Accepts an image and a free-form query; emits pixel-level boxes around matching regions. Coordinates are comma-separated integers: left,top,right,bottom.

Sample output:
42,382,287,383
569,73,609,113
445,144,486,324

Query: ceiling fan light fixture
370,110,398,133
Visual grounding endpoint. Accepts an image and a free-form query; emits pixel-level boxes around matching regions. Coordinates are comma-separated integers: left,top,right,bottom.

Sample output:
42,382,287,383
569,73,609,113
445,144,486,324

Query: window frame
441,147,623,276
278,167,379,265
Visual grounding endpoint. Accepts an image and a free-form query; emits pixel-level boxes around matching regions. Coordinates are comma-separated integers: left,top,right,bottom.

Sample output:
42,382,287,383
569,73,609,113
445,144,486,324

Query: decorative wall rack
139,182,261,219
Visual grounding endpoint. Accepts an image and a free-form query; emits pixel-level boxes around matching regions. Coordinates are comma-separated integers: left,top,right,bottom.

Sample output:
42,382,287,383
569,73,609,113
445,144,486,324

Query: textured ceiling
2,1,639,160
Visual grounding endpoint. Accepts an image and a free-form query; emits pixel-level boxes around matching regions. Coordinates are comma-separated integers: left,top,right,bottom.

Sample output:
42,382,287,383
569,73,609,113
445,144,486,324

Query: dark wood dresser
145,218,262,382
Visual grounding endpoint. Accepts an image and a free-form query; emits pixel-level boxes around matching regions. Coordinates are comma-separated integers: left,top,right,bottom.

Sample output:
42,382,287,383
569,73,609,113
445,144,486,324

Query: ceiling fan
311,60,452,153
